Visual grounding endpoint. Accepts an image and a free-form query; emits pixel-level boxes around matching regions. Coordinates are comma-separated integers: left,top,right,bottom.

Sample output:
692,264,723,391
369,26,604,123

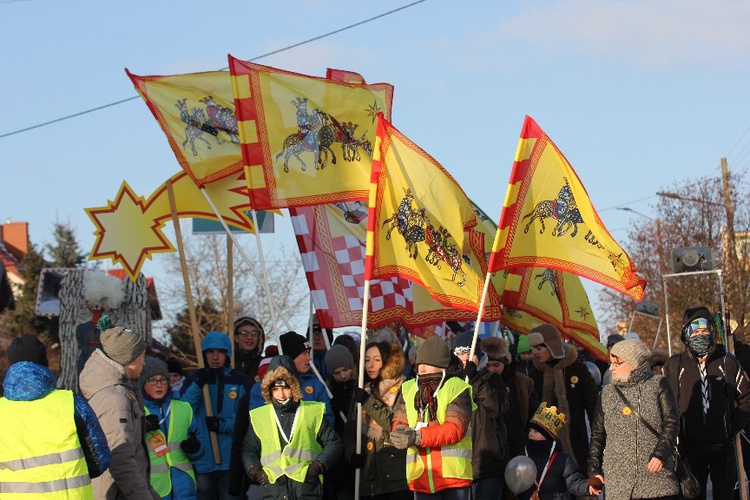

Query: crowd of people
2,305,750,500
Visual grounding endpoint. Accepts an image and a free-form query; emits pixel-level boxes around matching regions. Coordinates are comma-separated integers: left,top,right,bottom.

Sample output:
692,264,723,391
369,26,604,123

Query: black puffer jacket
663,346,750,456
588,364,679,499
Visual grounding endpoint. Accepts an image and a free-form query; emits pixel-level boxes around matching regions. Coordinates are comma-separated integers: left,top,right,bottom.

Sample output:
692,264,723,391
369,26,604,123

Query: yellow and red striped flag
489,116,646,301
365,115,502,316
126,70,242,186
228,57,394,209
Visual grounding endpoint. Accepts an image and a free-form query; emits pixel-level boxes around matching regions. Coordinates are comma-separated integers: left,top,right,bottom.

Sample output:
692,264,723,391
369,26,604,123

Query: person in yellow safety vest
242,355,342,500
391,335,476,500
141,357,202,500
0,334,111,499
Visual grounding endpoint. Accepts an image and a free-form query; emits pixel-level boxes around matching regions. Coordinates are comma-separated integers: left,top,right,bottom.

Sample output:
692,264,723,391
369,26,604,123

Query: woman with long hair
345,340,411,500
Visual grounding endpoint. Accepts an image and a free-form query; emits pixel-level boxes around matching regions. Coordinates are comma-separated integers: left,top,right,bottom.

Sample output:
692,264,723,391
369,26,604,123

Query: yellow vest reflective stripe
145,401,196,496
0,389,93,499
402,377,475,486
249,401,324,484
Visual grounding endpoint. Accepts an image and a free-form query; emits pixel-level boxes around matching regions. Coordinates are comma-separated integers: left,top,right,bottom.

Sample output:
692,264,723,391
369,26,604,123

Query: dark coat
588,364,680,499
469,367,509,479
503,367,538,457
663,346,750,456
531,345,598,468
518,443,589,500
234,349,262,384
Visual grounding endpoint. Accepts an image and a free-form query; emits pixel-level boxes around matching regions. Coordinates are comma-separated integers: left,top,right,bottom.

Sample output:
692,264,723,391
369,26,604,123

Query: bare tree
157,231,309,367
599,173,750,352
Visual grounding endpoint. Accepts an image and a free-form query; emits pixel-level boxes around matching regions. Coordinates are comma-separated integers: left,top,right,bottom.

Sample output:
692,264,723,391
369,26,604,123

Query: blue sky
3,0,750,334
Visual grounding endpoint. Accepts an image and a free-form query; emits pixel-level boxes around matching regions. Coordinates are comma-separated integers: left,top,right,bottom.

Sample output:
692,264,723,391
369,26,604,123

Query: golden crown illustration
530,402,566,439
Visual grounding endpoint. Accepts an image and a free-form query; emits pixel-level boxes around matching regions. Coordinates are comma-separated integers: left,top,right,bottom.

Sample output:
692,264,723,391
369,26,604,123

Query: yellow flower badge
367,441,374,452
570,376,579,384
228,390,238,400
622,406,632,416
389,385,399,393
305,385,314,394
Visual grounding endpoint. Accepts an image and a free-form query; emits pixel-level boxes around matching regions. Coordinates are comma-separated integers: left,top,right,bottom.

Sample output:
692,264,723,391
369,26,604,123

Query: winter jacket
502,367,538,457
326,377,356,494
249,365,335,427
80,349,160,499
344,343,409,497
588,363,680,499
242,358,342,499
531,344,597,468
181,340,253,473
468,367,509,480
0,361,111,493
393,375,475,493
663,345,750,456
143,394,201,500
234,348,262,384
518,441,589,500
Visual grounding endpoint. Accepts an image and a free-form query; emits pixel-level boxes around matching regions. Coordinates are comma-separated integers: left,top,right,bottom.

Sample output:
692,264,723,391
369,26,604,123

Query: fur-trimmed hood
260,355,303,404
380,342,406,380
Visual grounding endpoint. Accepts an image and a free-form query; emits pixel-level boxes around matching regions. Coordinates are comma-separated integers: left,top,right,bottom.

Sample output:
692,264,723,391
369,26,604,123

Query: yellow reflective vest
0,389,94,499
145,401,196,496
401,377,474,487
249,401,324,484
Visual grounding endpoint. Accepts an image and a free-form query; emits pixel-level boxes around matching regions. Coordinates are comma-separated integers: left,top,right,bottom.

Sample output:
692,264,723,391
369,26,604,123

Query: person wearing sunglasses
663,306,750,500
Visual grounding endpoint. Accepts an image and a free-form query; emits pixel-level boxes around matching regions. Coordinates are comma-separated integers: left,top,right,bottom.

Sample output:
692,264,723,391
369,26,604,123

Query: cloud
497,0,750,70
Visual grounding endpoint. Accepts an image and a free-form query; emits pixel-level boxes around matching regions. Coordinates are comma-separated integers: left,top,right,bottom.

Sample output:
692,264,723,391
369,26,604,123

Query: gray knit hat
609,339,650,368
100,319,146,366
325,345,354,374
415,336,451,369
527,323,565,359
140,356,169,388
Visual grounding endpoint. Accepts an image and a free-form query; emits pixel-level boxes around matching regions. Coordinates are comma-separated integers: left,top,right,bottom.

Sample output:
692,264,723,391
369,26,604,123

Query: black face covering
526,437,554,455
687,332,715,358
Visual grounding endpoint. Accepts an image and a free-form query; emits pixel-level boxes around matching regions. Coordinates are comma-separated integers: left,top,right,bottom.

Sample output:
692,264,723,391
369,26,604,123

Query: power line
599,194,658,212
0,0,426,140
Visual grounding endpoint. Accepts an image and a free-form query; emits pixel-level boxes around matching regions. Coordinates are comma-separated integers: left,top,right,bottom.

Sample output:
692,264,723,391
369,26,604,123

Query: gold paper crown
530,402,566,439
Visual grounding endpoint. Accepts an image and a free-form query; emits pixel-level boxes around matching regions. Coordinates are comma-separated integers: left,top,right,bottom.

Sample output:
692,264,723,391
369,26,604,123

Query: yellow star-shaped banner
86,170,260,280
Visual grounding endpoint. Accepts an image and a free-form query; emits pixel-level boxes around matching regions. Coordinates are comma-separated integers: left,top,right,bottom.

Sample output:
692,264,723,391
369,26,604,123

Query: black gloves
350,452,366,468
194,369,211,388
180,435,201,455
353,387,370,404
390,424,420,449
462,360,478,381
143,414,160,433
305,460,325,484
205,416,220,433
248,463,269,485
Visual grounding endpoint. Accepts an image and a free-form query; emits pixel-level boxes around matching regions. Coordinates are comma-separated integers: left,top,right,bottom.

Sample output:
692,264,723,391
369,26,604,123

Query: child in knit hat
515,403,595,499
141,356,201,499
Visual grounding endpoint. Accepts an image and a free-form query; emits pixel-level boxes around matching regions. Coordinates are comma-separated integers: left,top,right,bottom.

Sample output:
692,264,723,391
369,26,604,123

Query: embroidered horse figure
534,268,558,296
175,99,216,156
521,179,583,237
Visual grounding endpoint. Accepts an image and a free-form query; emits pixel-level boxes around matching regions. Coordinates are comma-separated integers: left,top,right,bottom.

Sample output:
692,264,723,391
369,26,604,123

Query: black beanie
682,307,713,328
279,331,311,360
452,331,483,360
166,358,184,376
7,334,48,367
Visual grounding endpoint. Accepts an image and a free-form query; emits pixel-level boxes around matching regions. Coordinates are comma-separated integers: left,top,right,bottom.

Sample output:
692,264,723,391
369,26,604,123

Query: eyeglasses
687,318,710,334
147,377,169,386
609,357,625,367
237,330,260,338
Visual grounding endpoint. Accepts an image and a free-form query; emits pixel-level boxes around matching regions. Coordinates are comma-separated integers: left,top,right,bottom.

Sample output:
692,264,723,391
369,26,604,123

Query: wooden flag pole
468,270,494,364
167,181,222,465
227,234,235,368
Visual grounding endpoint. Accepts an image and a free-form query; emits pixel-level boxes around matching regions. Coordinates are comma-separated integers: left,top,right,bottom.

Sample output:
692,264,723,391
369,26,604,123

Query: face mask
687,332,714,358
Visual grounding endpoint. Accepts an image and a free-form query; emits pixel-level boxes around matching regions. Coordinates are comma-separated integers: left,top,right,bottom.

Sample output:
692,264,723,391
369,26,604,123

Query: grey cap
101,325,146,366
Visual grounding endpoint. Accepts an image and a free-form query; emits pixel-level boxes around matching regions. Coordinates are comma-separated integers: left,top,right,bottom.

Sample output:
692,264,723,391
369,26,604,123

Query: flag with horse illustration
365,115,502,316
489,115,646,301
127,70,243,186
228,57,394,210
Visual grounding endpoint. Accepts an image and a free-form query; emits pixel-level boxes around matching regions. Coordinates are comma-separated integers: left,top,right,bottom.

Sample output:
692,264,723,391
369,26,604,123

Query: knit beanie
99,316,146,366
516,334,531,355
279,331,311,360
7,334,48,367
609,339,650,368
482,337,511,364
527,324,565,359
166,358,183,377
682,306,713,329
140,356,169,387
415,336,451,369
325,345,354,374
452,331,483,359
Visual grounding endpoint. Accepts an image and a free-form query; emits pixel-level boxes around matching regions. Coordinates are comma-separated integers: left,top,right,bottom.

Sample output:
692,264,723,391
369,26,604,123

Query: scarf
415,372,445,422
687,333,715,359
